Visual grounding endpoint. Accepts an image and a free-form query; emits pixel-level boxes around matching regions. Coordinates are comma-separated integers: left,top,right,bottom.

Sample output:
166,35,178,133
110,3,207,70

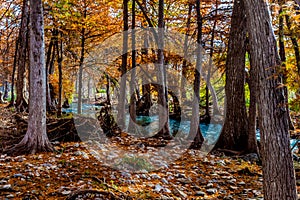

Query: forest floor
0,103,300,199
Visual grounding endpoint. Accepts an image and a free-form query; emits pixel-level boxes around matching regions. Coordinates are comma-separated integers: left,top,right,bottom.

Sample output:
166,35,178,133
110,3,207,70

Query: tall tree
128,0,137,133
243,0,297,198
278,0,295,130
214,0,249,152
155,0,171,139
15,0,29,112
77,0,87,115
117,0,129,130
181,3,193,102
188,0,204,147
5,0,54,155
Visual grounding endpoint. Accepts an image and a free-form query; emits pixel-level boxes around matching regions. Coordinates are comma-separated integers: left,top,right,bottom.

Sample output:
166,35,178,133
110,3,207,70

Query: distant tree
5,0,53,155
155,0,171,139
243,0,297,198
128,0,137,133
188,0,204,147
15,0,29,112
117,0,129,130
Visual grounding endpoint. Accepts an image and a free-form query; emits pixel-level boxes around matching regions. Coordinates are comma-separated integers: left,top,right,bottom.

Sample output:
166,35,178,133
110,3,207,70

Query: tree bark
154,0,171,139
278,1,295,130
57,31,63,117
15,0,29,112
214,0,248,152
181,3,193,102
45,30,57,112
4,0,53,156
188,0,204,147
243,0,297,198
77,4,87,115
117,0,129,130
128,0,137,133
247,63,258,153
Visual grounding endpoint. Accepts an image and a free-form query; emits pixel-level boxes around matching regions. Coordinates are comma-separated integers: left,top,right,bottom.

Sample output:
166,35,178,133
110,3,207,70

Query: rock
227,178,236,184
229,186,238,190
252,190,262,196
81,151,89,159
121,172,131,178
1,184,12,190
191,185,201,191
178,178,192,184
62,190,71,195
206,188,217,194
154,184,163,192
161,178,169,184
206,183,214,188
151,174,161,179
6,194,14,198
174,188,188,198
217,160,226,166
176,173,186,178
195,191,206,197
238,181,246,185
74,143,80,148
140,174,147,179
164,188,172,193
13,174,25,178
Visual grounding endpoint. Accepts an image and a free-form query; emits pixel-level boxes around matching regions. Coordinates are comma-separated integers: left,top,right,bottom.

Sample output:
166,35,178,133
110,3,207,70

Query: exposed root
3,137,54,156
65,189,116,200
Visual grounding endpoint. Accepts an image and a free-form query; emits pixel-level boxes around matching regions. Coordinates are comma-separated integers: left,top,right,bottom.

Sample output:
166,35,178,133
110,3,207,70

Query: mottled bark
128,0,137,133
57,32,63,117
214,0,248,152
188,0,204,147
278,1,295,130
243,0,297,198
117,0,129,130
247,65,258,153
154,0,171,139
15,0,29,112
181,3,192,102
4,0,53,155
77,5,87,115
215,1,248,151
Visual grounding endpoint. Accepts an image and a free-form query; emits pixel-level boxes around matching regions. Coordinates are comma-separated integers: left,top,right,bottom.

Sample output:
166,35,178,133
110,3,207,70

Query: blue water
64,103,298,151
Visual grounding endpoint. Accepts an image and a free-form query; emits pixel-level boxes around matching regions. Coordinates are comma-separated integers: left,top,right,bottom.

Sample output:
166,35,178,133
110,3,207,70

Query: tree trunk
214,0,248,152
205,0,219,121
57,31,63,117
128,0,137,133
4,0,53,156
8,37,18,107
117,0,129,130
278,1,295,130
285,15,300,74
181,3,192,102
243,0,297,198
106,74,111,105
45,30,57,112
247,65,258,153
77,6,87,115
154,0,171,139
188,0,204,147
15,0,29,112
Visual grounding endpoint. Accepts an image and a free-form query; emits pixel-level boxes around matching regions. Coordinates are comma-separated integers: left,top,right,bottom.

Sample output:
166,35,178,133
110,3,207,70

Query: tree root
65,189,116,200
3,137,54,156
